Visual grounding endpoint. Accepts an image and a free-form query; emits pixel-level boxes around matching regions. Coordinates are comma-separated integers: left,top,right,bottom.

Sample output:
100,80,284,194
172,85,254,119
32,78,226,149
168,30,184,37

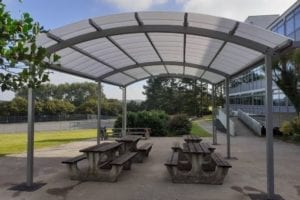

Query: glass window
296,29,300,40
277,24,285,35
271,24,278,32
286,15,294,35
295,12,300,29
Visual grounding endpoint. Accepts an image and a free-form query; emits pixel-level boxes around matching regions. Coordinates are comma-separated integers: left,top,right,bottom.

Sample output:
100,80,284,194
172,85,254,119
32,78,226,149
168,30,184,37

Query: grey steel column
97,81,102,144
225,77,231,158
265,54,275,199
122,87,127,137
212,84,217,145
26,88,35,187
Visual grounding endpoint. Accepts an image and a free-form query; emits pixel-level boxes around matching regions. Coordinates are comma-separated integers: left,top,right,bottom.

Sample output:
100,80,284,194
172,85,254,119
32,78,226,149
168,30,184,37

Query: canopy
36,11,292,86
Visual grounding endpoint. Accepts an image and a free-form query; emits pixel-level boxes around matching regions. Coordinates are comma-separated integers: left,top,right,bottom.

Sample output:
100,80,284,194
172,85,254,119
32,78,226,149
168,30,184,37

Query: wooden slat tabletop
80,142,122,153
182,142,211,154
116,135,141,142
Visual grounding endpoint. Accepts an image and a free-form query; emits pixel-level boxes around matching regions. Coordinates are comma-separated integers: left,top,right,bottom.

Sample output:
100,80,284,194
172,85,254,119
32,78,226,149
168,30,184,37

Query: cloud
176,0,296,21
103,0,168,11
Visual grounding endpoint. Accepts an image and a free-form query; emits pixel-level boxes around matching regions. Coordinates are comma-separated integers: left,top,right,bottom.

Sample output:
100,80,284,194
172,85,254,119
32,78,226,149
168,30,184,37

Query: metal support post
212,84,217,145
122,87,127,137
265,54,275,199
97,81,102,144
26,88,35,187
225,77,231,159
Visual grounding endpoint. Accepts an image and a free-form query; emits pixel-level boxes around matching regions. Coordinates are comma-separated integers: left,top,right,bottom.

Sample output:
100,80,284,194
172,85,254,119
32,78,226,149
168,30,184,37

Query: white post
97,81,102,144
265,54,275,199
122,87,127,137
26,87,35,187
225,77,231,158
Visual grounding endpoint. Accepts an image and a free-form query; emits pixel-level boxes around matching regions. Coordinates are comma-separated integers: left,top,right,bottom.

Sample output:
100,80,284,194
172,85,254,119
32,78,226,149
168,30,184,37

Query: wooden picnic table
165,141,231,184
116,135,141,152
182,142,211,174
79,142,123,174
183,135,202,143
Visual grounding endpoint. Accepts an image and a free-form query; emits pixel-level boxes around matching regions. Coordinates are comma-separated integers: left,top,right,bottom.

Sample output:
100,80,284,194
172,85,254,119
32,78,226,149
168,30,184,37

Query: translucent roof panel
124,68,149,79
235,23,288,48
166,65,184,74
92,13,138,30
139,12,184,26
50,20,95,40
149,33,184,62
210,42,262,74
76,38,135,69
184,67,204,77
111,33,160,63
186,35,223,66
201,71,224,83
144,65,167,75
104,73,135,85
36,33,57,48
188,13,236,33
37,11,292,86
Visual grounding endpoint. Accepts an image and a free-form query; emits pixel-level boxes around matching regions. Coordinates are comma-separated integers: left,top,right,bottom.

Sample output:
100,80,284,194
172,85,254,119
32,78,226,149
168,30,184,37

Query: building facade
228,1,299,118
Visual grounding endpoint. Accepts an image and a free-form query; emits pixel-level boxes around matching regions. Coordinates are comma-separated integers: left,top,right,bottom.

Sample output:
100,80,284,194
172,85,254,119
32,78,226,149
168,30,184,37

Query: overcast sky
0,0,297,101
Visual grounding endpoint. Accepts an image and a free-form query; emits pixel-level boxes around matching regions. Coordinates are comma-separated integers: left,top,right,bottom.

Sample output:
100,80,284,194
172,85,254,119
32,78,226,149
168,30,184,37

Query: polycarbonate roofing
36,12,293,86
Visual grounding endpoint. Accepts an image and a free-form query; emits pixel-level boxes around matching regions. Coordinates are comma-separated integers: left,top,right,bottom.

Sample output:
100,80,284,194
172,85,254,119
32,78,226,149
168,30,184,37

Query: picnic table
79,142,123,174
183,135,202,143
165,141,231,184
116,135,141,152
62,142,137,182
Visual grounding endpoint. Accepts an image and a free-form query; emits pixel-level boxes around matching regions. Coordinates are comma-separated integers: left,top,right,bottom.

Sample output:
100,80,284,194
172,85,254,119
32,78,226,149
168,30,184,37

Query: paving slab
0,131,299,200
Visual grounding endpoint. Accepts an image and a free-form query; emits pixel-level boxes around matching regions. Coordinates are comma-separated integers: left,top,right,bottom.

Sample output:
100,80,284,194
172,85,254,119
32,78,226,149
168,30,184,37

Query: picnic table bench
116,135,153,163
183,135,203,143
62,142,138,182
165,140,231,184
106,128,151,139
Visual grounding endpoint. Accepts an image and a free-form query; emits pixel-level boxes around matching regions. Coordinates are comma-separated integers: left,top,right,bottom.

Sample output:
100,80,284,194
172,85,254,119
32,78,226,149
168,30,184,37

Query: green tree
143,77,211,115
0,0,59,91
16,82,104,106
42,99,75,114
273,49,300,115
127,100,144,112
8,96,27,115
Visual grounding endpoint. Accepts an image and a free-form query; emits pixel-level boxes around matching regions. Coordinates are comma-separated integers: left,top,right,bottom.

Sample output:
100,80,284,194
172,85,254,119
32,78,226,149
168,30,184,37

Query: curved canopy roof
36,12,293,86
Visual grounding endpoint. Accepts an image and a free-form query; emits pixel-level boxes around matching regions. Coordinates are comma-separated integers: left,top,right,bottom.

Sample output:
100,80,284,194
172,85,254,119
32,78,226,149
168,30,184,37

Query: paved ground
0,123,300,200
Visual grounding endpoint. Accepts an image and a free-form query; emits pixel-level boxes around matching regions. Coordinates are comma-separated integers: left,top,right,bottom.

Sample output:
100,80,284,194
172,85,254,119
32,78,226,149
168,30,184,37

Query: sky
0,0,297,101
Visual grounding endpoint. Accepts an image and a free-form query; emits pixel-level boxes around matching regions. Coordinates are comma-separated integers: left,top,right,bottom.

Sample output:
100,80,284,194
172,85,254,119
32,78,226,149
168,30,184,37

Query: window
295,11,300,29
286,14,294,35
277,23,285,35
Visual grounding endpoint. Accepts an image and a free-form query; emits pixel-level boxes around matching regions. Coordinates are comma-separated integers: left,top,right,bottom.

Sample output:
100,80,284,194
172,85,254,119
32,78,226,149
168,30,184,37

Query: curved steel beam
46,25,276,55
98,61,228,80
125,73,213,87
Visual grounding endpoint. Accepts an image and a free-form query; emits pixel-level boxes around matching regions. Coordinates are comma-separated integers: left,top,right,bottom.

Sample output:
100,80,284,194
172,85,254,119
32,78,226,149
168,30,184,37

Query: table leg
190,154,204,175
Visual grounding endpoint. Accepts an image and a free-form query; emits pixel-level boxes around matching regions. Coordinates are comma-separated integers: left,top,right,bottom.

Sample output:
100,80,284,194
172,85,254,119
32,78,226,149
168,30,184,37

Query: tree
273,49,300,115
143,77,211,115
127,100,144,112
16,82,104,106
0,0,59,91
42,99,75,114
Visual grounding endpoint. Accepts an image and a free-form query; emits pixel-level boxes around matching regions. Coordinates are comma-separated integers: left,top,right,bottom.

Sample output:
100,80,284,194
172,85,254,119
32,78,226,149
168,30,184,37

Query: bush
114,110,169,136
280,117,300,136
167,114,192,136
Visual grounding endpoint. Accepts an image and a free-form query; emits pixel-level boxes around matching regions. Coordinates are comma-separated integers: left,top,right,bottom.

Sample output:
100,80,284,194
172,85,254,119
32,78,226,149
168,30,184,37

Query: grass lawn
190,121,211,137
0,129,97,156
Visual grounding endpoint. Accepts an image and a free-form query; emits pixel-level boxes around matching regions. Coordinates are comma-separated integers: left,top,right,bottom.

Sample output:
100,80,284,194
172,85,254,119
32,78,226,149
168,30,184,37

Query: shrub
114,110,169,136
167,114,192,136
280,117,300,136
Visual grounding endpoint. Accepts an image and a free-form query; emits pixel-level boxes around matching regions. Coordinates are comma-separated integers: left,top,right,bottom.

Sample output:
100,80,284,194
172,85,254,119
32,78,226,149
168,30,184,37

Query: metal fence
0,114,115,124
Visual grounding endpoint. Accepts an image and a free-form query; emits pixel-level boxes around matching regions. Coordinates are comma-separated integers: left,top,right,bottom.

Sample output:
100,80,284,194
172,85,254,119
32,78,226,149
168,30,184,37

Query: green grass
190,121,211,137
0,129,97,156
